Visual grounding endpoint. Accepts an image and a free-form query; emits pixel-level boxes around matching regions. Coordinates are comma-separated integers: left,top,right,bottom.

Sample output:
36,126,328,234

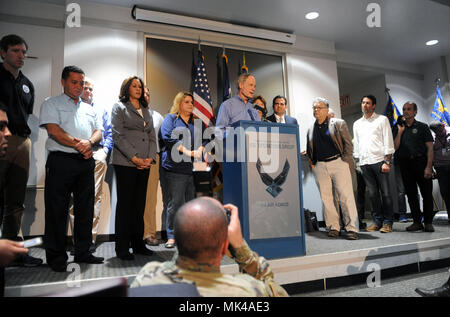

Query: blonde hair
170,91,193,114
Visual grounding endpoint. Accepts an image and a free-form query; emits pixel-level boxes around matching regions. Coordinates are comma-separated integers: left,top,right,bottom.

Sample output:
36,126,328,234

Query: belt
319,154,340,162
50,151,89,160
400,154,424,160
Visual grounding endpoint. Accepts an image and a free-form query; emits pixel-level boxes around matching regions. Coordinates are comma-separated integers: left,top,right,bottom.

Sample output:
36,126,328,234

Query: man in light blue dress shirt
39,66,104,272
216,73,260,138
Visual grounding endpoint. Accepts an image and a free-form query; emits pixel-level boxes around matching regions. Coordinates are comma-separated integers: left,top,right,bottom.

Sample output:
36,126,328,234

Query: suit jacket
306,118,354,172
111,101,157,167
266,114,298,125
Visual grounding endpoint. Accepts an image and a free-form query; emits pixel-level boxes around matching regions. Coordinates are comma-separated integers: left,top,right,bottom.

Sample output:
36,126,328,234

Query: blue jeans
165,170,196,239
361,161,394,226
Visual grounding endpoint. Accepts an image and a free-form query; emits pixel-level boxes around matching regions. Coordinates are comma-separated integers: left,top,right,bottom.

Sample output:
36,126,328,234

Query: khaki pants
69,149,107,243
0,135,30,239
143,154,160,240
313,158,359,232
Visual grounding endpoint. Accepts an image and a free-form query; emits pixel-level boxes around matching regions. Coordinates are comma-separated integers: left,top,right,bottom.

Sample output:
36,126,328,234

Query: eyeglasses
312,106,327,110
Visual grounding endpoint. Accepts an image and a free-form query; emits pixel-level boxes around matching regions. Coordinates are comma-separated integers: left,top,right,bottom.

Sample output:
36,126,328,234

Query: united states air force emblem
256,158,290,198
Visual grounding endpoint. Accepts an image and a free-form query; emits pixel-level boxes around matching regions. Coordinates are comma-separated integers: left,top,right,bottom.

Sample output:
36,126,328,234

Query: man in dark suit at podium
266,95,298,125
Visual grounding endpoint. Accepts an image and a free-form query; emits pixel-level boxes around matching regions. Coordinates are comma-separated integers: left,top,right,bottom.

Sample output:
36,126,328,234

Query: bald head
174,197,228,262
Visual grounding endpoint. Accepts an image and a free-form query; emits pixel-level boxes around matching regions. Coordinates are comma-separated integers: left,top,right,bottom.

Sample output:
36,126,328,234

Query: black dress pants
113,165,149,256
44,152,95,267
435,165,450,217
399,157,434,224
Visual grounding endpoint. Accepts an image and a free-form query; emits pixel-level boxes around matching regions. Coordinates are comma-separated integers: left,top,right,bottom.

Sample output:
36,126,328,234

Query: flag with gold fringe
240,52,248,74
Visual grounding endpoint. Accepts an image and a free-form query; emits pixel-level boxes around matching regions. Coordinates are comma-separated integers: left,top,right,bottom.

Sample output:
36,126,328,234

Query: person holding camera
393,102,434,232
131,197,288,297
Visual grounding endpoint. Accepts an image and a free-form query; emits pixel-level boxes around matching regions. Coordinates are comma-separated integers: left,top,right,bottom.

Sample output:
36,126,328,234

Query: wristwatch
383,160,391,165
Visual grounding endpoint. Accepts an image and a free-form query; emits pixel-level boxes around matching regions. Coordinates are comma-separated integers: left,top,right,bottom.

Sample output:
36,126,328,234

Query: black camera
224,208,231,224
397,115,405,126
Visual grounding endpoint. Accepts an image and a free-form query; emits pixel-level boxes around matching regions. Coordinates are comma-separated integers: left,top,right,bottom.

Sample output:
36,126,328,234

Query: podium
223,120,305,259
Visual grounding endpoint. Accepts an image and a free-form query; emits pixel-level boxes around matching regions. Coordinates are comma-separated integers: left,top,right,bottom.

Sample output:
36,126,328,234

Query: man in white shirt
353,95,395,233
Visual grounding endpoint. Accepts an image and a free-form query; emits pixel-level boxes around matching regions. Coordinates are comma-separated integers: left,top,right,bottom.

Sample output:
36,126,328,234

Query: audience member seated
131,197,288,297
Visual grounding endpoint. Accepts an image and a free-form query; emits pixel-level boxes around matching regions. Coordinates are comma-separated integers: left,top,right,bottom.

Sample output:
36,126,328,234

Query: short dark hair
273,95,287,106
0,34,28,53
61,65,85,80
429,120,445,132
119,76,147,108
174,198,228,261
361,95,377,106
404,101,418,111
0,101,6,112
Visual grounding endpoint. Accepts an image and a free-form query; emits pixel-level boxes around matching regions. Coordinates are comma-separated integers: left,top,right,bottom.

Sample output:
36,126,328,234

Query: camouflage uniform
131,241,288,297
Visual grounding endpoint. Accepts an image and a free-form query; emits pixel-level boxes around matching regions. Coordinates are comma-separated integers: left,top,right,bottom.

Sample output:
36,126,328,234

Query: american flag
193,50,214,127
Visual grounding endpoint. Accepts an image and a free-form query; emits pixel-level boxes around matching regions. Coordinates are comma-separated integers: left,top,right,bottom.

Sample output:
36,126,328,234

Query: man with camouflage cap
131,197,288,297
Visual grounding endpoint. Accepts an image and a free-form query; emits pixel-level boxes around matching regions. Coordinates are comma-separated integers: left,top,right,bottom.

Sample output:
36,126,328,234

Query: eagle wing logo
256,158,290,198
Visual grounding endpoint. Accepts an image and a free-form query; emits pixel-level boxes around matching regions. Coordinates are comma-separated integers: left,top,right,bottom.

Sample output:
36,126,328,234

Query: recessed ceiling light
426,40,439,46
305,12,319,20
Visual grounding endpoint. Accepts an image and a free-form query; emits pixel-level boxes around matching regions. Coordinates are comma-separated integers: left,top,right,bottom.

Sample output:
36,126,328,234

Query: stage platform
4,217,450,297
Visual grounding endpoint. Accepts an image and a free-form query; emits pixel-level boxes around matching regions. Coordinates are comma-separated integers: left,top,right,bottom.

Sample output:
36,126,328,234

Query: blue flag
221,53,231,101
384,94,402,127
430,86,450,127
193,50,214,127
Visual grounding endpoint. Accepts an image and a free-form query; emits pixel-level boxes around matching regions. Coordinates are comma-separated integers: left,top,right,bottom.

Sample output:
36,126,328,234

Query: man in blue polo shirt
39,66,104,272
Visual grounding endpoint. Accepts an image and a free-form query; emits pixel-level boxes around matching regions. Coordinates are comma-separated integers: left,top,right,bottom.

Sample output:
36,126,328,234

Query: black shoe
424,223,435,232
89,244,97,253
9,254,43,267
118,253,134,261
415,283,450,297
74,254,104,264
359,221,367,230
48,262,68,272
406,222,424,231
71,245,97,256
133,247,154,256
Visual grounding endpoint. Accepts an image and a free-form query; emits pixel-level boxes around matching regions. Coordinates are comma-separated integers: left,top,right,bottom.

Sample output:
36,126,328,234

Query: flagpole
435,78,441,88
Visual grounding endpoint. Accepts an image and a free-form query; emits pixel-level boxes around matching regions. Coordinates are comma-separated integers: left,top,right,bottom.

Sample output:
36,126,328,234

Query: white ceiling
43,0,450,66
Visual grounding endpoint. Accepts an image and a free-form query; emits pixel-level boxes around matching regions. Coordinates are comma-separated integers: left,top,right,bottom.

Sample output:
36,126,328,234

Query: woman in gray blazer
111,76,157,260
